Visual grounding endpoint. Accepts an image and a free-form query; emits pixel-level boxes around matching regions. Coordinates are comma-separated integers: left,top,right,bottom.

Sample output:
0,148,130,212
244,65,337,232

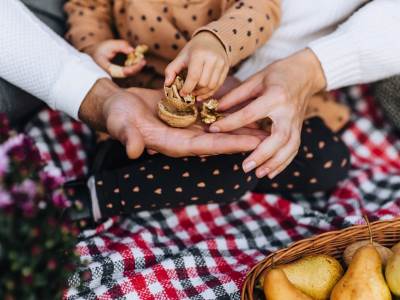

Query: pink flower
40,166,65,191
0,148,9,177
2,134,24,152
0,189,11,208
51,190,69,209
12,179,37,200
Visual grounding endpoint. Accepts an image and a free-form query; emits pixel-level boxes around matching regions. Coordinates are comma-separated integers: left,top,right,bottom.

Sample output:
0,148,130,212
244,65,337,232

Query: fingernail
209,126,220,133
257,167,270,178
268,171,277,179
243,161,256,173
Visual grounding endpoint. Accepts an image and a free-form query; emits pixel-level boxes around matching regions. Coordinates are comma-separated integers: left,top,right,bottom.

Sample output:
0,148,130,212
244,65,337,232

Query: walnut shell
200,99,221,125
343,241,393,266
124,44,148,66
158,101,198,128
162,91,195,111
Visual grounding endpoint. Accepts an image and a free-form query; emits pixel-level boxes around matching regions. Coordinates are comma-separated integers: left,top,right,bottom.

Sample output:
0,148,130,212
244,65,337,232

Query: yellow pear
263,268,313,300
259,255,341,300
385,241,400,296
331,244,391,300
343,241,393,266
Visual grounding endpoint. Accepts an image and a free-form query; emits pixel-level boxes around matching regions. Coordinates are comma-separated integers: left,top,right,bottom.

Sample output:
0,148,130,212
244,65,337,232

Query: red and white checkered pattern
25,85,400,300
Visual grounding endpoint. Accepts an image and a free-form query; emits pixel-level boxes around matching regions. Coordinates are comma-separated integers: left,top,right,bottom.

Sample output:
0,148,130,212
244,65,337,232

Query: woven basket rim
241,218,400,300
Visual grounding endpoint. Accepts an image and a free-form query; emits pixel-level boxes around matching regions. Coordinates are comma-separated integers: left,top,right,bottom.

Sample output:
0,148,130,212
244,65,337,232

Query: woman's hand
210,49,327,179
164,32,230,100
85,40,146,78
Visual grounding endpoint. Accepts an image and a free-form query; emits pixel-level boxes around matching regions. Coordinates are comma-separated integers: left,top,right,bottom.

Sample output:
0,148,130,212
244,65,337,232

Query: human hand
85,40,146,78
213,76,241,99
78,79,263,159
210,49,327,179
164,32,229,100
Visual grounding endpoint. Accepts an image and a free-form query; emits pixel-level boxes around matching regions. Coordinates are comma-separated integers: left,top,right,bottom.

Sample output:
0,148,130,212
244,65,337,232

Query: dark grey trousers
0,0,66,124
374,76,400,131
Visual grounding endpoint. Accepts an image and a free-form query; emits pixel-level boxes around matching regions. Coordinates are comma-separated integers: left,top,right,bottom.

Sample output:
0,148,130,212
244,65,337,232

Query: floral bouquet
0,114,79,299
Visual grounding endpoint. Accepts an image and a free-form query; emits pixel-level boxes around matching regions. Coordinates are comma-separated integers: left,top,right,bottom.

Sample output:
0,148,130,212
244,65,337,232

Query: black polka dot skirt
88,117,350,218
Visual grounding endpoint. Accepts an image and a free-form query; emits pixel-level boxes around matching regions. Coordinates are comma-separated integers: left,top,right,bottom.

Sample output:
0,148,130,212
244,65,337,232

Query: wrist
195,31,227,53
301,48,327,94
78,78,120,131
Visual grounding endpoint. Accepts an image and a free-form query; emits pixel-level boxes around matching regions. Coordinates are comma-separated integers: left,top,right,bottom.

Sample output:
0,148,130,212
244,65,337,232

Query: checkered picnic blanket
25,85,400,300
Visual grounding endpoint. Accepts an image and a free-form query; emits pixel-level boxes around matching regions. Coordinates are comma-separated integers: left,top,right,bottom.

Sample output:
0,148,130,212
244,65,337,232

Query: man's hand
78,79,263,159
210,49,327,179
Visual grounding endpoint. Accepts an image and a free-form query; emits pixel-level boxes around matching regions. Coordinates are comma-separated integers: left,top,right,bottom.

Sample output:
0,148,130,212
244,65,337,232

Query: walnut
109,44,149,78
200,99,222,124
124,44,149,66
158,76,223,128
158,76,198,128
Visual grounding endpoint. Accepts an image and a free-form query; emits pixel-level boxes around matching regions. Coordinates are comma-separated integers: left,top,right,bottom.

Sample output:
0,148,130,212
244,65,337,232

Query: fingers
241,122,291,174
164,54,188,86
218,72,264,111
124,125,145,159
108,64,126,78
147,149,158,155
152,127,260,157
197,59,217,91
230,127,269,142
106,40,134,57
254,133,300,178
195,61,226,100
122,59,146,77
96,40,143,78
187,133,260,156
263,150,297,179
210,95,269,133
197,65,229,100
181,58,205,95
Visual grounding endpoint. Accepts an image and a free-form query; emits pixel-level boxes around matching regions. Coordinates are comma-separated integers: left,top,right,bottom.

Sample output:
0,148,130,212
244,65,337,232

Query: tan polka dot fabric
305,92,351,133
64,0,280,74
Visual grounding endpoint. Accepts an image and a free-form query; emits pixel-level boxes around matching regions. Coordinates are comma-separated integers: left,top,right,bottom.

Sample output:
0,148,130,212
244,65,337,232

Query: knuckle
277,127,290,140
208,81,218,90
292,135,301,149
199,78,209,87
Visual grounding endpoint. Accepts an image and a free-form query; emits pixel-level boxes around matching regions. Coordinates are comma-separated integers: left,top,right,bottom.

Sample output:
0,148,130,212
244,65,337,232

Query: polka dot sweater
64,0,281,74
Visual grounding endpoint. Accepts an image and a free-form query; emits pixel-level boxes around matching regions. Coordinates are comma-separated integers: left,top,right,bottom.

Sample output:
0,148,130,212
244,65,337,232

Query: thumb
164,53,188,86
125,125,145,159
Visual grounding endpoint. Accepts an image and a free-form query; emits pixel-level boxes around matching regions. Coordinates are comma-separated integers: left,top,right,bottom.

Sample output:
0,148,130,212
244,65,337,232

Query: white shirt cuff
308,29,361,91
49,57,109,120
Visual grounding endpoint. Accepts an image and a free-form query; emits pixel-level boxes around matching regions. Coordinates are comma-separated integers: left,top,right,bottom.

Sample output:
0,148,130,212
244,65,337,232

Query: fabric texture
25,85,400,299
64,0,280,74
374,76,400,131
0,0,66,123
0,0,109,120
236,0,400,91
65,117,349,220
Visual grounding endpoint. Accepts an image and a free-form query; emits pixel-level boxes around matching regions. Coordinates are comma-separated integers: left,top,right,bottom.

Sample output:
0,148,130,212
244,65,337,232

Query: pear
331,244,391,300
263,268,313,300
344,241,393,266
385,241,400,296
274,255,343,300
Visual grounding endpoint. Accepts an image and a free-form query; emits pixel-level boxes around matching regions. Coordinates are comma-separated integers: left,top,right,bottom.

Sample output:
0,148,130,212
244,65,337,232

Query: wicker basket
242,218,400,300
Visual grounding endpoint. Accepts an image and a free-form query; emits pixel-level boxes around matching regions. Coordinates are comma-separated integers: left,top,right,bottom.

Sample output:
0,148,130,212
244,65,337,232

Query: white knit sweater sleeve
0,0,110,119
309,0,400,91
